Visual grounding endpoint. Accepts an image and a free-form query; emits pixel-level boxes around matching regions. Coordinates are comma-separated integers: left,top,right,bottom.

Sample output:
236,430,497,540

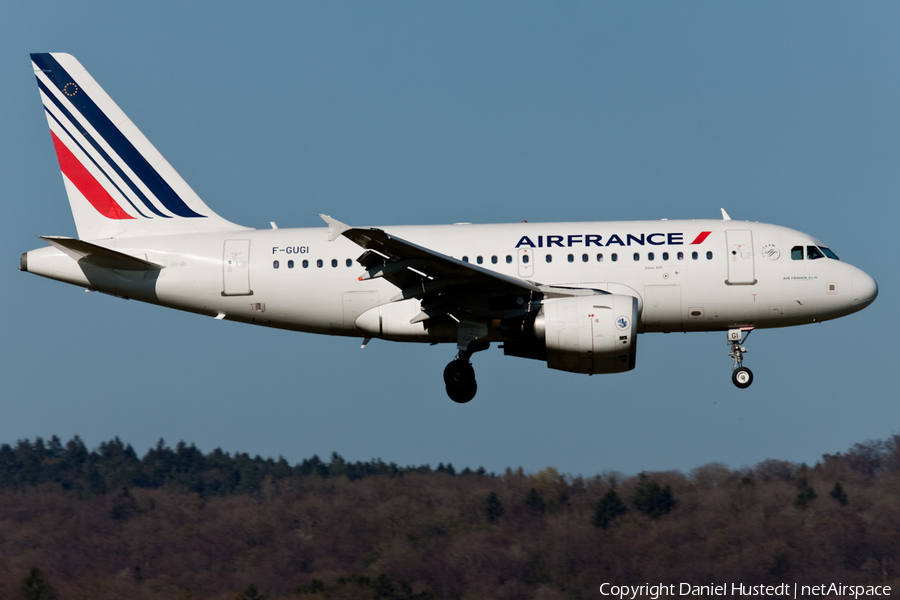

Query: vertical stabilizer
31,53,250,240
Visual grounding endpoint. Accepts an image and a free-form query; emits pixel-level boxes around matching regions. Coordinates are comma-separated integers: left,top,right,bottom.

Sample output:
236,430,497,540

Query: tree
632,474,676,518
485,492,505,524
829,482,848,506
525,488,546,514
20,567,56,600
592,489,627,528
235,584,266,600
109,486,141,521
794,477,817,510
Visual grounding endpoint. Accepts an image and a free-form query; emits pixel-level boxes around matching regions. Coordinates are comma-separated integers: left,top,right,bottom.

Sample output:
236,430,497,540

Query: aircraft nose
852,268,878,308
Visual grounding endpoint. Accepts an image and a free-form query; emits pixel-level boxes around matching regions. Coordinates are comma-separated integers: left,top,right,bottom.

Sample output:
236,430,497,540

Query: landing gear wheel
446,380,477,403
443,359,473,385
732,367,753,389
444,359,477,403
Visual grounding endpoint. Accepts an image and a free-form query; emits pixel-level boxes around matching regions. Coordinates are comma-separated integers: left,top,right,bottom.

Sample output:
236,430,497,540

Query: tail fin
31,53,249,240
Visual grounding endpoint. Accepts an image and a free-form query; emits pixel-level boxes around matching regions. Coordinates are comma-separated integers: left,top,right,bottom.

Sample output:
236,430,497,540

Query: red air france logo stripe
691,231,711,245
51,131,134,220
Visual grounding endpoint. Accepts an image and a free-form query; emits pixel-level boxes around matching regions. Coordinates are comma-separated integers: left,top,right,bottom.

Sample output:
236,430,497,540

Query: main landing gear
728,328,753,389
444,340,489,404
444,355,477,403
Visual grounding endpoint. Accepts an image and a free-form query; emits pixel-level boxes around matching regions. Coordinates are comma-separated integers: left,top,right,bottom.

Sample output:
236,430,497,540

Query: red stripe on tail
51,131,134,220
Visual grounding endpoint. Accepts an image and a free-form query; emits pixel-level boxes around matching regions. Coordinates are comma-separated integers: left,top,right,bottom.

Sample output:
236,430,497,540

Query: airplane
21,53,878,403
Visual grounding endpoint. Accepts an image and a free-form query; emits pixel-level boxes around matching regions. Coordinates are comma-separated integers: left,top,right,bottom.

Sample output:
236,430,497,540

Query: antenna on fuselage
720,208,732,221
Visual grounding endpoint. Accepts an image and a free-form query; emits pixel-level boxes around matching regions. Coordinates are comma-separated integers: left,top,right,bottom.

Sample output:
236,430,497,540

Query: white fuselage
24,218,878,343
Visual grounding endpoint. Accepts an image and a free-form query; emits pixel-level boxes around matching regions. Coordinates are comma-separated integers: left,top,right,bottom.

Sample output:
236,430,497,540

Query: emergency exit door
517,248,534,278
222,239,253,296
725,230,756,285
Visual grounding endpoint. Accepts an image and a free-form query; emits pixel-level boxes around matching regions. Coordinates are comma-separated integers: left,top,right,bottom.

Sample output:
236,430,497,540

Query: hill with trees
1,435,898,599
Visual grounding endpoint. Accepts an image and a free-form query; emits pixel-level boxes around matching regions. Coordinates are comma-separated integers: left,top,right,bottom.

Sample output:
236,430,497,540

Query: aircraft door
517,248,534,278
222,239,252,296
726,230,756,285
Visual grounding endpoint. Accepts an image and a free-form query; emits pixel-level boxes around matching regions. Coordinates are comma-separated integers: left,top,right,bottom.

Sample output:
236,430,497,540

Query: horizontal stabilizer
41,236,164,271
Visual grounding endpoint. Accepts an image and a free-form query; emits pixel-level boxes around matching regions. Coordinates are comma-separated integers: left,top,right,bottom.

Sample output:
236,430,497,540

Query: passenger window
807,246,824,260
522,255,530,264
648,252,655,261
462,256,469,263
677,252,684,260
316,259,323,268
506,255,512,264
706,251,713,260
662,252,668,261
611,253,618,262
597,253,604,262
633,253,639,261
302,260,309,268
477,256,483,265
491,256,498,264
567,254,574,263
288,260,294,269
692,252,698,260
582,254,588,262
346,259,352,267
273,260,279,269
546,254,552,263
331,259,338,267
791,246,803,260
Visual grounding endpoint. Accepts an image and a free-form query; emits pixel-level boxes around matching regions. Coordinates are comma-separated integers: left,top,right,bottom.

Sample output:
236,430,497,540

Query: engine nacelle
534,294,638,375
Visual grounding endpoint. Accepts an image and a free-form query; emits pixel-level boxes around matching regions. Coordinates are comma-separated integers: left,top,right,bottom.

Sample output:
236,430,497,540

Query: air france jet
21,53,878,403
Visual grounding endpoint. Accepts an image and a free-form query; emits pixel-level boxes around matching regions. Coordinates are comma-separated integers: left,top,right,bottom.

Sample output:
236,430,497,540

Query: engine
504,293,638,375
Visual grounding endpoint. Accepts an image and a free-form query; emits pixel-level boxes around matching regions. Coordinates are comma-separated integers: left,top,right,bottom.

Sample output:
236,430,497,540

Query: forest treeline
0,435,484,496
2,435,900,599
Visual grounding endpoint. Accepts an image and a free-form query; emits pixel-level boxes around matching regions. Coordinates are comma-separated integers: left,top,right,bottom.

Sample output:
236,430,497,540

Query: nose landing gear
727,328,753,389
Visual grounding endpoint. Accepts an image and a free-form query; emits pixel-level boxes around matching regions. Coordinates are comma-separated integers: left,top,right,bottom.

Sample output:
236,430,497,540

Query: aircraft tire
444,359,477,402
446,380,477,403
444,359,474,386
732,367,753,389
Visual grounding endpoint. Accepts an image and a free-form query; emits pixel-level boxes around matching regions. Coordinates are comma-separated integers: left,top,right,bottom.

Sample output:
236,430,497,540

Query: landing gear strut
727,328,753,389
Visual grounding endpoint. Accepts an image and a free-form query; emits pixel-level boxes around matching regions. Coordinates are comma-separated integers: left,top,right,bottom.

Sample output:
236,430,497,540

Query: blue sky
2,2,897,476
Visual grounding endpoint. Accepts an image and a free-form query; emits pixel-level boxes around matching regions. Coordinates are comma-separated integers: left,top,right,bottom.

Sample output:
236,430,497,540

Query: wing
320,215,607,350
343,225,541,324
322,215,607,344
318,214,539,327
348,228,539,294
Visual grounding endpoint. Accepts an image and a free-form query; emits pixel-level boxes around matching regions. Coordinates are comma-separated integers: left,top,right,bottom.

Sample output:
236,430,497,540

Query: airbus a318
21,53,878,402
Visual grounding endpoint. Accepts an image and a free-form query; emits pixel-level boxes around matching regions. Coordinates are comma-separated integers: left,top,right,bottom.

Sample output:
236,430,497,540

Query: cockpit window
819,247,839,260
807,246,825,260
791,246,803,260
